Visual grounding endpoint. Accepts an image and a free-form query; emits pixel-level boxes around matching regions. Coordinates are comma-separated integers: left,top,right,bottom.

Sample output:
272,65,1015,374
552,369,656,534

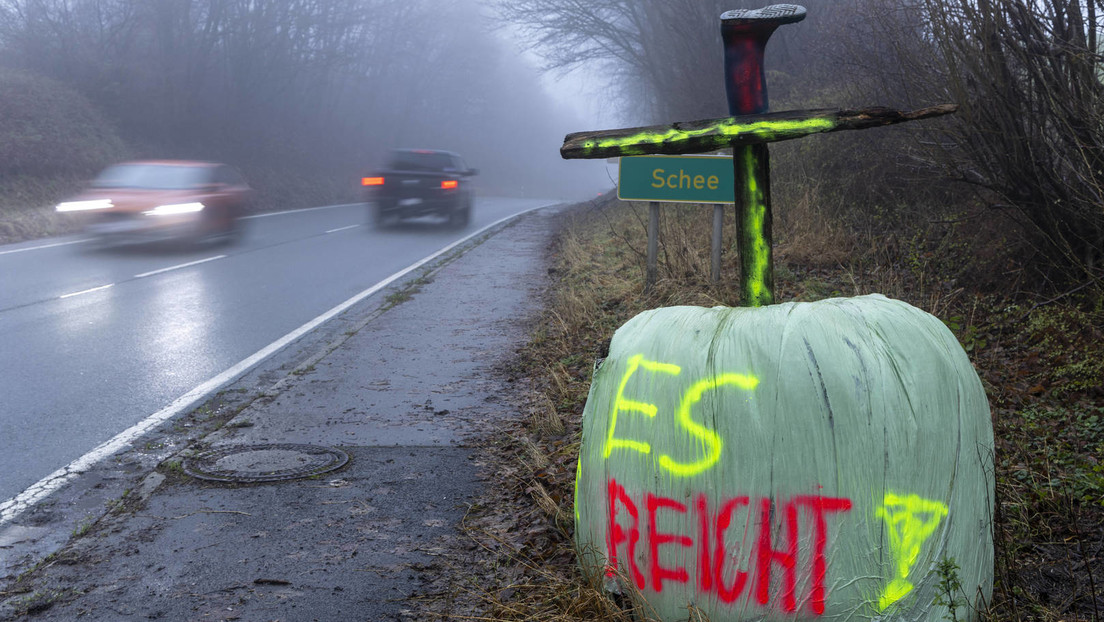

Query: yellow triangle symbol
875,492,948,611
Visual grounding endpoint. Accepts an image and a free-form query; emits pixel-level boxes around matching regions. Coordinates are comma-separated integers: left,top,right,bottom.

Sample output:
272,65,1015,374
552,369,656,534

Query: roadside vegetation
458,186,1102,621
0,68,128,241
459,1,1104,620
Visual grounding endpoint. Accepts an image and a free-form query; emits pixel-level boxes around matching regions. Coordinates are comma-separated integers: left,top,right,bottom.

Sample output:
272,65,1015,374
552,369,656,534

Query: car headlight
56,199,113,212
143,203,205,216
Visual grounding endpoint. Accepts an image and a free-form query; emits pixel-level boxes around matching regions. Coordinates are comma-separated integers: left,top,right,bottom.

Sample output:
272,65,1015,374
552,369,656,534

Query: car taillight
441,180,459,190
362,176,384,186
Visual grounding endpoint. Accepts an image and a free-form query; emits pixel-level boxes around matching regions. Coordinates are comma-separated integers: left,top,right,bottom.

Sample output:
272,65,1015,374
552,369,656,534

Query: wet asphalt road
0,204,563,620
0,198,555,508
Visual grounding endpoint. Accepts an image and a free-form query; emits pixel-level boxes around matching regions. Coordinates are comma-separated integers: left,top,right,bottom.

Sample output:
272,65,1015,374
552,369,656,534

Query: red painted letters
755,498,799,611
713,495,751,603
605,478,852,615
606,478,645,588
646,494,693,590
794,495,854,614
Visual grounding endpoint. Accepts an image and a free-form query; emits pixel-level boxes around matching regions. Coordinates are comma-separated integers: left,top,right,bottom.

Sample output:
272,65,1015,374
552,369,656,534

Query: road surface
0,198,555,507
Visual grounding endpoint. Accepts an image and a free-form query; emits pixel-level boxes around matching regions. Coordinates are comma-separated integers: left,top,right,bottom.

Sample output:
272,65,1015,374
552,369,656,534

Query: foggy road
0,197,557,508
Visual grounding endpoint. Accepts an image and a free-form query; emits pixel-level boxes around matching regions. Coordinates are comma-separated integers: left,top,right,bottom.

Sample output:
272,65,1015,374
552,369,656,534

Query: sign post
618,154,735,288
647,201,659,289
721,6,807,306
618,155,734,203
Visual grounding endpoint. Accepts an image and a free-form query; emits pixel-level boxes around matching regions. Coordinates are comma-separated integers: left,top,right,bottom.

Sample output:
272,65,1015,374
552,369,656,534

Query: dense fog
0,0,613,201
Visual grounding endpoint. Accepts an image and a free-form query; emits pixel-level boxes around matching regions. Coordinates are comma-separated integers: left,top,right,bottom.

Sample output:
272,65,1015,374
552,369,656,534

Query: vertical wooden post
733,144,773,304
646,201,659,291
721,6,805,306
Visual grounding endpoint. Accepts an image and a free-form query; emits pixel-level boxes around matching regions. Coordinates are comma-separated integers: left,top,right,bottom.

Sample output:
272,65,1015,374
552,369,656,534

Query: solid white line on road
0,201,560,526
134,255,226,279
58,283,115,299
325,224,361,234
0,239,87,256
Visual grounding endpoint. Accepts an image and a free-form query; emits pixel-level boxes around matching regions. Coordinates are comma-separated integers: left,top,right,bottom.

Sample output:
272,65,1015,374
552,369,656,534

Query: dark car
362,149,477,228
57,160,251,246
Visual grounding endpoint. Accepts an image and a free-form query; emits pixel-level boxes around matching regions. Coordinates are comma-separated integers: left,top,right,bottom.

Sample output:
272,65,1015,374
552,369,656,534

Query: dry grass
0,205,83,244
432,186,1102,621
0,175,89,244
775,176,857,268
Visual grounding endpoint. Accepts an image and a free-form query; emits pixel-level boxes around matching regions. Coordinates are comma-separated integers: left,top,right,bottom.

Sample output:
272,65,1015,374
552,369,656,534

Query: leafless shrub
853,0,1104,292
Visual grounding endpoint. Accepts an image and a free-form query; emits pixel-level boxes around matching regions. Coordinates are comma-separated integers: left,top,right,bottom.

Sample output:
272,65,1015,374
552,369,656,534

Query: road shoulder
0,207,562,620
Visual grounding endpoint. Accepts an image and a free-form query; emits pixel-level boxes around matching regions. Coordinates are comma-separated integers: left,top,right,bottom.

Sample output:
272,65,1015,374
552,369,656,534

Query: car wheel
370,201,395,229
448,200,471,229
221,216,244,246
199,207,242,247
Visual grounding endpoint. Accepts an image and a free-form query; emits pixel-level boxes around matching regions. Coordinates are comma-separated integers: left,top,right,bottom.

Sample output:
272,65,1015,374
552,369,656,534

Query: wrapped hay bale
574,295,993,621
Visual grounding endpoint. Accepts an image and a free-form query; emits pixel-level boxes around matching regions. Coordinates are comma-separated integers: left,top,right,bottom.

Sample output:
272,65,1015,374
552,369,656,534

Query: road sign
618,155,734,204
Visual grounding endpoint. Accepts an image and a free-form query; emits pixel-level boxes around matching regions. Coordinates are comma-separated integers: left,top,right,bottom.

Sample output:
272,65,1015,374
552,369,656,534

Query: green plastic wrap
574,295,993,621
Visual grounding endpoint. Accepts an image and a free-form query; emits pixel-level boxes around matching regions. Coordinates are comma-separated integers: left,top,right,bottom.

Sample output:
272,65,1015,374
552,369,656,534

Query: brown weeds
427,190,1102,621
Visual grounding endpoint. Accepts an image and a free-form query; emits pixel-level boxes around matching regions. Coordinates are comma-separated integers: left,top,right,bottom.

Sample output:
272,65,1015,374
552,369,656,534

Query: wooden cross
560,4,956,307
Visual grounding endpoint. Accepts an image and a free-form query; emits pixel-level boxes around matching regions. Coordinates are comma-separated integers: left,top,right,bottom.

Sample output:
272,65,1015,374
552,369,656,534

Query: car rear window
92,164,207,189
388,151,455,172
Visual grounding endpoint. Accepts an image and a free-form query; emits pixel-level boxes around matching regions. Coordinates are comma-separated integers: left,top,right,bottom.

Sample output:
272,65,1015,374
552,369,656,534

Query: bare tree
492,0,859,123
0,0,601,198
494,0,726,122
870,0,1104,284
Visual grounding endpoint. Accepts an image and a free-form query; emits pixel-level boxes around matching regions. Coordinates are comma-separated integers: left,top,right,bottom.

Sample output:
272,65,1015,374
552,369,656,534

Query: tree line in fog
0,0,595,198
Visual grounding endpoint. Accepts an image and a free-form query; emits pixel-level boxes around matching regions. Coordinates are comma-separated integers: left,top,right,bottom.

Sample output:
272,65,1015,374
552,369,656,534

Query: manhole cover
182,444,349,483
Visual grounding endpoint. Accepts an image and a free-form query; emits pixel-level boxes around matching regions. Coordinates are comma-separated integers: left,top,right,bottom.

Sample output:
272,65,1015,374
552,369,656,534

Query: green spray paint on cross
577,116,836,157
560,5,956,307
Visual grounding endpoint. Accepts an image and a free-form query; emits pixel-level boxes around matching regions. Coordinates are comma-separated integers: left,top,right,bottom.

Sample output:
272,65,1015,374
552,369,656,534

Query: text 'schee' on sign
618,155,735,204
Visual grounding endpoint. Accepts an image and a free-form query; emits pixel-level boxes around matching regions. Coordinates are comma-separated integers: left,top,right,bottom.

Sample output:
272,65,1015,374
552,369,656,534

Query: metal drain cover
182,444,349,483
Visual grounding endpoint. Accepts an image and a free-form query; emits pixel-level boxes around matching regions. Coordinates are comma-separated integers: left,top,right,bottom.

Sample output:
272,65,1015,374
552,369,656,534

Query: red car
57,160,251,246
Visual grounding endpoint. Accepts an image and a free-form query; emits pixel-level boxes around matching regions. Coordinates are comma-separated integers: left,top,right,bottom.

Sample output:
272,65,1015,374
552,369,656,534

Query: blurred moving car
57,160,251,246
362,149,477,228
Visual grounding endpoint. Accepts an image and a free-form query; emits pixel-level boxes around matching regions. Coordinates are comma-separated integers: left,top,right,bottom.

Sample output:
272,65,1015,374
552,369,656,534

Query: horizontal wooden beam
560,104,957,160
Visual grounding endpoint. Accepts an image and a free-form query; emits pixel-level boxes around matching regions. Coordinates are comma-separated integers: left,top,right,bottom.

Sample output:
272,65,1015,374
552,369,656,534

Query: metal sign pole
647,201,660,291
712,204,724,282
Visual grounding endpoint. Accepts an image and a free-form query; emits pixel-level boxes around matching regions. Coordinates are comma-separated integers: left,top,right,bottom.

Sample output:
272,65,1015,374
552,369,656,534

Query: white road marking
0,202,560,526
325,224,361,234
0,239,86,255
58,283,115,299
134,255,226,279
